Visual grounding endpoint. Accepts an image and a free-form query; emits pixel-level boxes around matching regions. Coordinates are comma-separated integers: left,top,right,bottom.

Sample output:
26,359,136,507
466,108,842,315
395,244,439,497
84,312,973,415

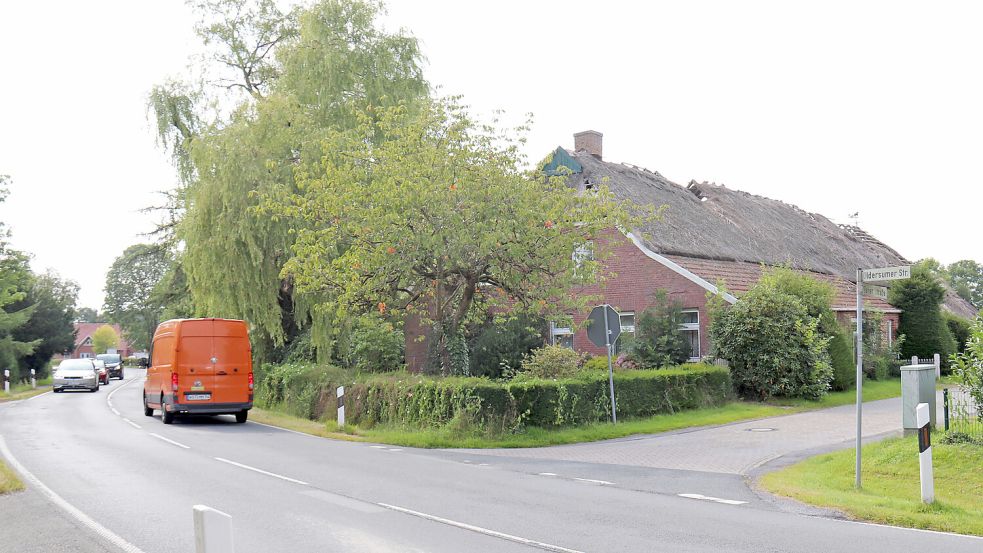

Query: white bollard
933,353,941,379
916,403,934,504
30,369,36,389
3,369,8,394
336,386,345,427
193,505,234,553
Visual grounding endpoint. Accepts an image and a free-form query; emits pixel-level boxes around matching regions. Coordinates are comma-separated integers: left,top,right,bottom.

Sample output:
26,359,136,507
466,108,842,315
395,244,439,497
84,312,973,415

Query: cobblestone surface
458,395,926,474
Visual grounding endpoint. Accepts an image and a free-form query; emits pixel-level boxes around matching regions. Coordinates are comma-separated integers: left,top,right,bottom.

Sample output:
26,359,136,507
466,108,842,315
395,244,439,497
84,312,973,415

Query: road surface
0,370,978,553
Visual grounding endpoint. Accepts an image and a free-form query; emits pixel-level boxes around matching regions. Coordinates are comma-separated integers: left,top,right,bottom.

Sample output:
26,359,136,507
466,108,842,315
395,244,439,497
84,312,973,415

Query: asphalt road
0,369,980,553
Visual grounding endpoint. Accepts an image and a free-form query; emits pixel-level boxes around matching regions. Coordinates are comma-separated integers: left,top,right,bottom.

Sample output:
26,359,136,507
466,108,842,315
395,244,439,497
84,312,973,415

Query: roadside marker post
336,386,345,427
3,369,8,394
855,265,910,489
193,505,235,553
587,305,621,424
916,403,935,504
30,369,36,389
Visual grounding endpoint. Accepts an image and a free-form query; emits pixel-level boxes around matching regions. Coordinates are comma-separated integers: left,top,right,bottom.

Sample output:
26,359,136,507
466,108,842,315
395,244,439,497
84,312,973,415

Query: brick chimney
574,130,602,160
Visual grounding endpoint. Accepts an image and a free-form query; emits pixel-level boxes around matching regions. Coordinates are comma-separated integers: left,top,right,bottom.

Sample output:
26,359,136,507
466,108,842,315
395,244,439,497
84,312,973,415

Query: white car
52,359,100,392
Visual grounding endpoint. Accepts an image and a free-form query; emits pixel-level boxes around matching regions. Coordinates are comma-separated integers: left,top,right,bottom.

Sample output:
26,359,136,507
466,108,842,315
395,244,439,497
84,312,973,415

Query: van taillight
171,372,179,391
248,372,254,390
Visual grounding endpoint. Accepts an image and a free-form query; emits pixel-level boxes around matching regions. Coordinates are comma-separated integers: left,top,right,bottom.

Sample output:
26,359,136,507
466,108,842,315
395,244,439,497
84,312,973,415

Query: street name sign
862,284,888,300
863,266,911,282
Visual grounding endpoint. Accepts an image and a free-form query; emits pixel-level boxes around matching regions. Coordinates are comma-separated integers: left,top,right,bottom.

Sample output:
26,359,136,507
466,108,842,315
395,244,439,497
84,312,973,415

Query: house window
82,337,92,346
615,312,635,354
80,353,92,359
572,241,594,277
680,309,700,360
550,322,574,349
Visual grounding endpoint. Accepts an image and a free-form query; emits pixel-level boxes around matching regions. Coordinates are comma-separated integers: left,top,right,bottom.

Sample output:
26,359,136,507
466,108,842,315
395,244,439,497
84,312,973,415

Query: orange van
143,318,254,424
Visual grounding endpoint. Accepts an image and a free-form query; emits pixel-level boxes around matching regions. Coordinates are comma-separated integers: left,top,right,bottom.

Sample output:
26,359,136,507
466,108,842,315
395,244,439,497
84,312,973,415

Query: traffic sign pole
603,307,617,424
856,268,863,489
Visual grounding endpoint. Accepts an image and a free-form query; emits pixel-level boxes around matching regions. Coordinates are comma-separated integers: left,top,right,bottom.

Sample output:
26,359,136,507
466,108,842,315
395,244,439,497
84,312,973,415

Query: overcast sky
1,1,980,310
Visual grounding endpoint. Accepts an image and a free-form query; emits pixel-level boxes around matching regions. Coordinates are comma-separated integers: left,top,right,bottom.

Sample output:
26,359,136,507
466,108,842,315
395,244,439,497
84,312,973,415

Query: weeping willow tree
149,0,429,360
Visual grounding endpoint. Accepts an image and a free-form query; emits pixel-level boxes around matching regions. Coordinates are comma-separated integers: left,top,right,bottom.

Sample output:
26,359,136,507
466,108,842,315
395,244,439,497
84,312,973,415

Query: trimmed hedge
344,364,732,432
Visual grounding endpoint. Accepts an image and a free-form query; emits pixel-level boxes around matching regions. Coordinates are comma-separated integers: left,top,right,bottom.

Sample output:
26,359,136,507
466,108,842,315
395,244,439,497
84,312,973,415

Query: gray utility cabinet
901,363,937,430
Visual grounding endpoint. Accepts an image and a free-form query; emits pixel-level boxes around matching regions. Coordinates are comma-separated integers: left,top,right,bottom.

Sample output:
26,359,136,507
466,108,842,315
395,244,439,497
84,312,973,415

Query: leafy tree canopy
265,99,649,375
947,259,983,309
0,176,39,377
104,244,169,351
91,325,120,355
10,271,78,379
889,262,957,365
75,307,104,322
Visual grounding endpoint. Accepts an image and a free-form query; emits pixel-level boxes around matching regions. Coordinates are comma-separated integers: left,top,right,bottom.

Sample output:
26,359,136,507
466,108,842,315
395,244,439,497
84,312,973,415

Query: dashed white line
537,472,558,477
387,448,403,452
148,433,191,450
377,502,585,553
574,478,614,485
370,445,388,449
214,457,309,486
678,493,747,505
122,418,141,429
111,408,120,416
0,436,147,553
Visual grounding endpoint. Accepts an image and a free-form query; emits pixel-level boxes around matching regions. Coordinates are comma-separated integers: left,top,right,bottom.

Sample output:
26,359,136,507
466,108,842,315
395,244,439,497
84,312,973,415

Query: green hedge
344,364,732,431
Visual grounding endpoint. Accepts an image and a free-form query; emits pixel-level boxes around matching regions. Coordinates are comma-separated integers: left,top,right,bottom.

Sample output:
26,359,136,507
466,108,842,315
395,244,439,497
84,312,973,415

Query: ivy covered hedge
343,364,732,431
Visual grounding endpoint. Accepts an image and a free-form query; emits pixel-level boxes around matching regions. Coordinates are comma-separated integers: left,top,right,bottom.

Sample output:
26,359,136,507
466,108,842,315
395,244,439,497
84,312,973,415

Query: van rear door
212,321,251,404
177,319,216,403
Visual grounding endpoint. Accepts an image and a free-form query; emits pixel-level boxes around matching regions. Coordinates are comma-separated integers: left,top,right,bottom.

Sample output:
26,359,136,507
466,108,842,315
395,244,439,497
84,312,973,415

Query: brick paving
457,396,924,474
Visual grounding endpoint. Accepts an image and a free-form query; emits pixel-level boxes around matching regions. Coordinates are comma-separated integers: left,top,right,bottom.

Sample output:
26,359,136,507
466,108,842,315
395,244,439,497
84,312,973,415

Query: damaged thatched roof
555,147,978,318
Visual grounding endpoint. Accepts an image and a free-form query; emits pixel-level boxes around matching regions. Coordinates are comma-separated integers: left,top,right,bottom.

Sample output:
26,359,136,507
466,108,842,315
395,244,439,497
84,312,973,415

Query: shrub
582,355,610,373
626,290,690,369
710,282,833,400
345,364,732,431
950,317,983,416
518,345,583,379
468,313,546,379
256,363,353,420
890,263,958,369
338,314,404,373
828,327,855,391
946,313,973,354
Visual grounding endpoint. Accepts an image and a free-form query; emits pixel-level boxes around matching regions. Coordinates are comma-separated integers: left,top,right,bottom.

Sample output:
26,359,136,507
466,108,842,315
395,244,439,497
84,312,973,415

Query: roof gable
542,146,582,177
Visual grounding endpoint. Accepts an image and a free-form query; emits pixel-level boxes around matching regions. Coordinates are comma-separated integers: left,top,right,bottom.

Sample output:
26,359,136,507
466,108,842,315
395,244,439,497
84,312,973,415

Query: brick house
69,323,133,359
405,131,976,370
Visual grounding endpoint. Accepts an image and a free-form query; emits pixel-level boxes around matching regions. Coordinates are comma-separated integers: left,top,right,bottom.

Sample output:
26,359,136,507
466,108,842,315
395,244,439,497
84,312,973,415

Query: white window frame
615,311,636,354
80,352,93,358
550,321,574,349
679,309,700,361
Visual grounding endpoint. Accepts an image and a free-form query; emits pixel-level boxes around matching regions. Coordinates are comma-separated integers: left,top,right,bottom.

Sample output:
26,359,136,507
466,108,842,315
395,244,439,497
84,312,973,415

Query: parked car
52,359,100,393
92,359,110,385
96,353,124,380
143,318,254,424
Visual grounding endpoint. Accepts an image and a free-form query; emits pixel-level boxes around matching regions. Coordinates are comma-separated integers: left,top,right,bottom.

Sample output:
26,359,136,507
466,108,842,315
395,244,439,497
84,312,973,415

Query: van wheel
235,410,248,424
143,394,153,417
161,399,175,425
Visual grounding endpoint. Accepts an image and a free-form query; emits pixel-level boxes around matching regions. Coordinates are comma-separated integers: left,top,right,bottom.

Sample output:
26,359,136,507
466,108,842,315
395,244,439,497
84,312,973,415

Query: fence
943,387,982,438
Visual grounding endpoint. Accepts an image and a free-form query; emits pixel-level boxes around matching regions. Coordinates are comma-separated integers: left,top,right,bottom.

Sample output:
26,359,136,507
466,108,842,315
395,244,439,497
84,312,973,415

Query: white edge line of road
377,502,586,553
0,435,147,553
248,419,320,439
826,515,983,542
148,433,191,450
122,418,141,429
213,456,309,486
26,391,51,401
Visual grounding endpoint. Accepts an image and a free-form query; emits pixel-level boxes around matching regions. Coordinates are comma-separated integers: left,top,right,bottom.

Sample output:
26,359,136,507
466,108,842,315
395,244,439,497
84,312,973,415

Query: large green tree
150,0,429,361
0,176,39,378
267,99,646,375
91,325,120,355
947,259,983,309
889,262,958,366
103,244,169,350
10,271,78,379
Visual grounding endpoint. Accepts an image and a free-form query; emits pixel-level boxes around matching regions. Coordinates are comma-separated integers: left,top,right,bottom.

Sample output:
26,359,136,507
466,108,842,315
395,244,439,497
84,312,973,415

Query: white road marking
538,472,558,477
370,445,388,449
111,408,120,416
123,418,142,429
214,457,309,486
827,515,983,541
574,478,614,485
0,436,147,553
26,391,51,401
377,502,585,553
148,433,191,450
388,448,403,452
678,493,748,505
249,420,320,438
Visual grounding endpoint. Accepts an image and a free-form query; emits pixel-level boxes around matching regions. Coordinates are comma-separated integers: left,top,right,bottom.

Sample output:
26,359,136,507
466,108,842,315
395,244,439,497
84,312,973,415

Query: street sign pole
603,307,617,424
855,268,864,489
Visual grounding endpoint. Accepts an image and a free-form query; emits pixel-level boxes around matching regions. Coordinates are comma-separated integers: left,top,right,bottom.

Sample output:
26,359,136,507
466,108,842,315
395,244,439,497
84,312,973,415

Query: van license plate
186,394,211,401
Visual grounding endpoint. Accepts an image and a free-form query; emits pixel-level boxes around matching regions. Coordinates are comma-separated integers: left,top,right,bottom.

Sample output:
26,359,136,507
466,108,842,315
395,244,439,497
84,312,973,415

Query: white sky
1,1,980,310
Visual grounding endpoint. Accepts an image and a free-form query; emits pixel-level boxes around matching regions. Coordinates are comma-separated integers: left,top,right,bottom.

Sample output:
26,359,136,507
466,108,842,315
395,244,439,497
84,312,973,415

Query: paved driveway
455,395,921,474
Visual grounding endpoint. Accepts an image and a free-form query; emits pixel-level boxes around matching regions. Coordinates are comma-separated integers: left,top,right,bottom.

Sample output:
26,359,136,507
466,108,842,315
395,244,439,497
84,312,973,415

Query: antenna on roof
848,212,860,227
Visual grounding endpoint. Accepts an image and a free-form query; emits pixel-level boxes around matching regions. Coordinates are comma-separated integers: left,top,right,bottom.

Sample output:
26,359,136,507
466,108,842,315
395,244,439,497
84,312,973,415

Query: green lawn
760,436,983,536
255,377,906,449
0,379,51,403
0,459,24,495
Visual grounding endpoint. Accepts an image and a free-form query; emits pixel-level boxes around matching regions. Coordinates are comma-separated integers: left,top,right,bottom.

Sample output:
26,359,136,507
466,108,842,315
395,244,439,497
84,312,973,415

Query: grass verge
0,381,51,403
0,459,25,495
255,377,905,449
760,436,983,536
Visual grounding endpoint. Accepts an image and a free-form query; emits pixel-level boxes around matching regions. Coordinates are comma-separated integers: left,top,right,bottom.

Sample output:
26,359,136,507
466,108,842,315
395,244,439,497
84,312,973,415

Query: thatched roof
557,147,978,318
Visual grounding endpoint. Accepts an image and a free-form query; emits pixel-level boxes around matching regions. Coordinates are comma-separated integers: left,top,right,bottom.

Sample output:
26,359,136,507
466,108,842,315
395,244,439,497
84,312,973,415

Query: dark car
96,353,124,380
